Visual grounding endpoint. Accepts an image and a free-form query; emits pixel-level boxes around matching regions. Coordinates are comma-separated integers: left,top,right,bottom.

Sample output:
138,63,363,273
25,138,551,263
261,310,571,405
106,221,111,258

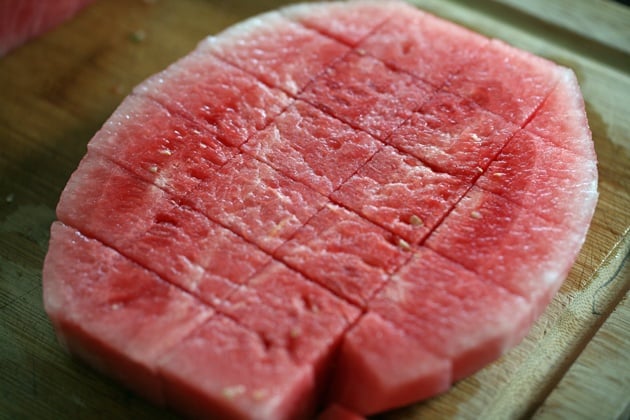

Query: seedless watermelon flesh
425,186,588,318
88,94,237,199
357,3,488,88
243,99,381,196
331,145,470,245
446,39,561,126
200,11,350,96
300,51,434,141
275,203,408,307
43,222,213,404
282,0,405,47
186,154,327,254
133,52,291,149
42,1,598,418
158,315,317,420
56,153,271,305
388,91,519,180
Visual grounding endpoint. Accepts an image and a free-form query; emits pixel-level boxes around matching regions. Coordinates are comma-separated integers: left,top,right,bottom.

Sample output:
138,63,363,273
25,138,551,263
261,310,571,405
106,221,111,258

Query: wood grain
0,1,628,419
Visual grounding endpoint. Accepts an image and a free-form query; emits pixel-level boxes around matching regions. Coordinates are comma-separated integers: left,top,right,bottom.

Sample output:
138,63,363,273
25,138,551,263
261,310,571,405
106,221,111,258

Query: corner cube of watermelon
300,51,433,141
476,130,598,228
188,154,327,253
56,152,170,247
43,222,212,404
134,52,290,147
89,95,236,198
359,8,488,88
243,100,381,195
331,146,469,245
275,203,408,307
122,204,272,307
525,68,595,158
200,12,350,96
282,0,405,46
370,247,533,381
158,315,317,420
445,39,560,126
217,261,360,389
426,186,576,317
389,91,518,180
328,312,450,415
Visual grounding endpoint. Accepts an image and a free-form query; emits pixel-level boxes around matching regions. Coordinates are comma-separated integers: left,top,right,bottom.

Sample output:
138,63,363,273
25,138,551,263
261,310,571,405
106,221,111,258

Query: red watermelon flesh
88,94,236,199
388,91,519,180
134,52,291,148
121,201,272,306
243,99,381,196
56,153,271,305
476,130,599,228
43,222,213,404
0,0,95,56
186,153,327,254
42,1,599,418
56,153,169,248
275,203,408,308
328,312,451,415
158,314,317,420
357,5,488,88
282,0,405,47
369,247,532,382
200,11,350,96
217,261,361,390
445,39,561,126
425,186,584,317
524,68,595,157
331,145,470,245
300,51,434,141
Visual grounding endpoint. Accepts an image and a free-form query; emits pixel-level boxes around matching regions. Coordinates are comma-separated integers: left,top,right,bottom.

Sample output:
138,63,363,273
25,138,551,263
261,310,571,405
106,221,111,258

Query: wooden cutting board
1,1,628,418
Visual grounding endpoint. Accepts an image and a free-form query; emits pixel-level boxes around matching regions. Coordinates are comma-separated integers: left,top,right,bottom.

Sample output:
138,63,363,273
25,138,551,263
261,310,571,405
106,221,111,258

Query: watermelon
0,0,95,56
42,1,598,418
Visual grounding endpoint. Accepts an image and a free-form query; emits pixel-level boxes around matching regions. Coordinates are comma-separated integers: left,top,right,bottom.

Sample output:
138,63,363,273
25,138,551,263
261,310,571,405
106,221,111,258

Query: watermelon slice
0,0,95,56
42,1,598,418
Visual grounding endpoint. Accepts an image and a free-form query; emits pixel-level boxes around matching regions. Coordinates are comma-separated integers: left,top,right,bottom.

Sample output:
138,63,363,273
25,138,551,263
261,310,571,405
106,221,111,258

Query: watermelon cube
332,146,469,244
89,94,236,199
158,315,317,420
476,130,599,228
359,7,488,87
445,39,560,126
201,12,350,96
187,154,327,253
275,203,408,307
328,312,450,415
217,261,361,393
134,52,290,148
525,68,595,158
389,91,518,180
243,99,381,195
426,186,579,317
300,51,433,141
370,247,533,381
282,0,405,46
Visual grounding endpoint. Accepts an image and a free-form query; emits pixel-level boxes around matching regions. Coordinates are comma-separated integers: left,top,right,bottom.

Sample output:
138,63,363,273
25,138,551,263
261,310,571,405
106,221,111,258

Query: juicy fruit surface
43,0,598,418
